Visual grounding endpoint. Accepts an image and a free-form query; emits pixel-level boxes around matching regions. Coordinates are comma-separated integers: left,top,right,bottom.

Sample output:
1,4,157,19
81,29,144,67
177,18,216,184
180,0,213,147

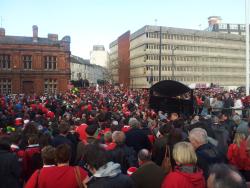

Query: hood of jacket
94,161,121,178
176,166,205,186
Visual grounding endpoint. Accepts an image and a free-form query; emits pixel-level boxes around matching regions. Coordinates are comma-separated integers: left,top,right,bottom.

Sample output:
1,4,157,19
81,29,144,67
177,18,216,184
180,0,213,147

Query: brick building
0,25,71,95
109,31,130,87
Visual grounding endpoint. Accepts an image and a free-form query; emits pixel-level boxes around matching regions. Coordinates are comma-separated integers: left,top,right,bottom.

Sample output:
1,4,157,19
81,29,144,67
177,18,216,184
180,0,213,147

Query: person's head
224,92,230,99
55,144,71,164
189,128,208,150
233,115,241,125
233,133,246,147
28,134,39,145
83,144,108,173
41,146,56,165
128,118,140,129
207,164,247,188
85,124,98,137
138,149,151,165
159,123,172,137
112,131,125,145
58,122,70,135
173,141,197,165
170,113,179,121
104,131,112,143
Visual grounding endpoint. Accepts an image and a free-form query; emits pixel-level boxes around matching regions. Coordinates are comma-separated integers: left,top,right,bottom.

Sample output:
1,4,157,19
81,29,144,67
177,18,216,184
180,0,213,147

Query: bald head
138,149,151,162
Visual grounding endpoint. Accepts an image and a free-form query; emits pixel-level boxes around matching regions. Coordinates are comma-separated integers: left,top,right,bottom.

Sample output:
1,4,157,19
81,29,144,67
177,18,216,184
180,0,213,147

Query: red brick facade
118,31,130,87
0,26,71,95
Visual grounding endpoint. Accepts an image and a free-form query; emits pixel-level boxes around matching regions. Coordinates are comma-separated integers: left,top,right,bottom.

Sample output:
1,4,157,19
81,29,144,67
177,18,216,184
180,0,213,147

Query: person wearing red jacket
162,142,205,188
25,144,89,188
23,135,42,181
238,135,250,181
227,132,246,170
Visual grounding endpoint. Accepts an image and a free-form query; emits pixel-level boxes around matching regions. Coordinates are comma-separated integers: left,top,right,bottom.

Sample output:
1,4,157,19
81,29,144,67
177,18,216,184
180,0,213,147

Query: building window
0,79,11,94
44,79,57,94
23,55,32,69
44,56,57,70
0,55,10,69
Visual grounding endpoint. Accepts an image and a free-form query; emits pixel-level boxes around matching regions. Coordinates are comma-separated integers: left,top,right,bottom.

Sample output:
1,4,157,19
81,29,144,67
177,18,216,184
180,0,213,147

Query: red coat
239,140,250,171
75,124,88,142
23,145,41,180
161,166,205,188
227,143,244,170
25,166,88,188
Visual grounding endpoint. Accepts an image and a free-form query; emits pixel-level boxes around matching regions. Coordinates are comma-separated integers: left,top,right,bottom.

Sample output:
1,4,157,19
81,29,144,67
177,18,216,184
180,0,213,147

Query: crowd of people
0,84,250,188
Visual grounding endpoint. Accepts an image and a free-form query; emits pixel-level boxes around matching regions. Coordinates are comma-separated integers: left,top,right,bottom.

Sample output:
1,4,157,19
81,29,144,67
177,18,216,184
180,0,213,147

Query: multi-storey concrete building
0,25,71,95
109,25,245,88
90,45,108,67
70,55,106,85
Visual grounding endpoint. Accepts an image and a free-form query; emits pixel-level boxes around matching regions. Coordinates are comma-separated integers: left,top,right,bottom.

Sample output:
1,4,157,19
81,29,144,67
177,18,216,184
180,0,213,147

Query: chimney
48,33,58,41
0,28,5,37
32,25,38,42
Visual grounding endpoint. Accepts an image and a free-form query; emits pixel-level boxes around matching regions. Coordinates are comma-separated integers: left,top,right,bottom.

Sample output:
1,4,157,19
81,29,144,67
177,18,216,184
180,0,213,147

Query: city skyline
0,0,245,58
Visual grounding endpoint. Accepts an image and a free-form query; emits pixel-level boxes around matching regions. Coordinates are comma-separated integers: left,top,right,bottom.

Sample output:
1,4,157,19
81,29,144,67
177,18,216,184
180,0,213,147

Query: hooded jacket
87,162,135,188
161,165,205,188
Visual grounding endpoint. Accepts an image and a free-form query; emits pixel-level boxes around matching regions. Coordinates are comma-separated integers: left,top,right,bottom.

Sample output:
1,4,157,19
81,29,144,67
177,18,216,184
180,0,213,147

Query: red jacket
227,143,244,170
23,145,41,181
75,124,88,141
161,166,205,188
25,166,88,188
239,140,250,171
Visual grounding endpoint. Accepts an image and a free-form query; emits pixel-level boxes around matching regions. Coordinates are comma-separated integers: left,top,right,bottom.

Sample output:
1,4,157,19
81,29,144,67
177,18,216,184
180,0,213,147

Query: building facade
109,31,130,87
70,55,106,85
109,25,246,88
0,25,71,95
90,45,108,67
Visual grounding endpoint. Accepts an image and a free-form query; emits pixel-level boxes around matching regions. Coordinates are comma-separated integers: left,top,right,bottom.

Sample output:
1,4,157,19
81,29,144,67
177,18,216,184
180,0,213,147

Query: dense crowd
0,85,250,188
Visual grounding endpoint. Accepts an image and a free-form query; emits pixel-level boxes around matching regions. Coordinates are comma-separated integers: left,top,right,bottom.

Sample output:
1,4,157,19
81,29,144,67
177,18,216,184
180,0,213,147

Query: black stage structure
149,80,194,116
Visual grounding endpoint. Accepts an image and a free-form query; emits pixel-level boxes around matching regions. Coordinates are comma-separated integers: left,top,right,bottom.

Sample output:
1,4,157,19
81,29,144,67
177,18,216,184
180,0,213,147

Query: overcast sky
0,0,245,58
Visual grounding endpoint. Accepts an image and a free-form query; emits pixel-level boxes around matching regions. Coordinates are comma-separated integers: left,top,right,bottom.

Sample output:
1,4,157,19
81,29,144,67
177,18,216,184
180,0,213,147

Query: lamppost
171,46,178,80
246,0,249,95
159,26,162,81
150,67,153,86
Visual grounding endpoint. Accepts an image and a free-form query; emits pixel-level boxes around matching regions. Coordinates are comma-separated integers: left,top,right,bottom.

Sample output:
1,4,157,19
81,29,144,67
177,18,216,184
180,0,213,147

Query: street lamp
171,46,178,80
159,26,162,81
150,67,153,86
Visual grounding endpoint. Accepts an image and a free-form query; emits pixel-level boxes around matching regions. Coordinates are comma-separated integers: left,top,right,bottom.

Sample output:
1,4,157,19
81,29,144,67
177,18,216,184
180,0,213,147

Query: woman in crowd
25,144,89,188
161,141,205,188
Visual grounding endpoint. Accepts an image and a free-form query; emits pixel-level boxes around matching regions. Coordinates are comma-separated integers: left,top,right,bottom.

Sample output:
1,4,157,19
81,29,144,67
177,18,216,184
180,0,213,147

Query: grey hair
128,118,140,128
189,128,208,144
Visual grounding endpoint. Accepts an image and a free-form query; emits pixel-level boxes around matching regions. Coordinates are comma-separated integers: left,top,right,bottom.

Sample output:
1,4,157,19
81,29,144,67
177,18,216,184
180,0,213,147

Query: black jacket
87,162,135,188
125,128,151,153
196,143,225,179
109,144,138,174
88,174,135,188
152,136,168,166
0,149,21,188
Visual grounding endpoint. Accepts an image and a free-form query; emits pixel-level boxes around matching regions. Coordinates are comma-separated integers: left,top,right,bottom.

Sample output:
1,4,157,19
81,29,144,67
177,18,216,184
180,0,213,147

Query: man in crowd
189,128,225,179
125,118,151,153
131,149,165,188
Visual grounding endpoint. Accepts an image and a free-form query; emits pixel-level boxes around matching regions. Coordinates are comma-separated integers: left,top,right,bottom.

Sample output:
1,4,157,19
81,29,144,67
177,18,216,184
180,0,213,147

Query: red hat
127,167,137,176
15,118,23,126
